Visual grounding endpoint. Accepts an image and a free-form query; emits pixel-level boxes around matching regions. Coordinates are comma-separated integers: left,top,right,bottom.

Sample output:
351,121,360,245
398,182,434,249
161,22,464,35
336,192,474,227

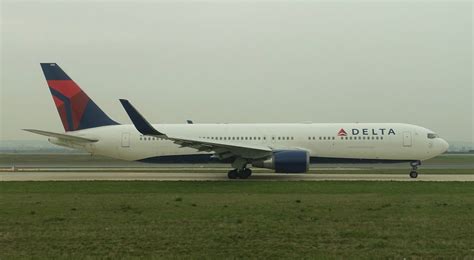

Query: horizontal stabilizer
119,99,165,136
23,129,98,143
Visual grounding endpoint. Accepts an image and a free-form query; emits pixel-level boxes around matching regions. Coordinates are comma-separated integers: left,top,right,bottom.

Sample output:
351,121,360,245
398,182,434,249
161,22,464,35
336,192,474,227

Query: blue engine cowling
252,150,310,173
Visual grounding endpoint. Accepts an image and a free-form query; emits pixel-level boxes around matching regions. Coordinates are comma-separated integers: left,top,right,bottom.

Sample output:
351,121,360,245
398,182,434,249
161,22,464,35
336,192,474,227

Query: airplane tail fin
40,63,119,132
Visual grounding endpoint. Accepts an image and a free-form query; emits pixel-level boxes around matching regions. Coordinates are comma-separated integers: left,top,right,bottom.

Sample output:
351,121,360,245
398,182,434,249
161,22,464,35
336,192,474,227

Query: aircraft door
403,131,412,147
121,133,130,148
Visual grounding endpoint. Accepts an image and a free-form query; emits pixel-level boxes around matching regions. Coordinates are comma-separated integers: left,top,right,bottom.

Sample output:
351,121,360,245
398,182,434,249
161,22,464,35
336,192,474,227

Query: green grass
424,154,474,164
1,181,474,259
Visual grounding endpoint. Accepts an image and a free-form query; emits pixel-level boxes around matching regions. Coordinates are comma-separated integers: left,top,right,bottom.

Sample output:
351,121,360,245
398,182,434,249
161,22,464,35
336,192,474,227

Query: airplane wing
119,99,272,161
23,129,98,143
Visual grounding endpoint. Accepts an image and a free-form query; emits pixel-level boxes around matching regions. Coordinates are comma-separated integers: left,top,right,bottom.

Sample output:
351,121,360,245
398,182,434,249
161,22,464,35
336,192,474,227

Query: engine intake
253,150,309,173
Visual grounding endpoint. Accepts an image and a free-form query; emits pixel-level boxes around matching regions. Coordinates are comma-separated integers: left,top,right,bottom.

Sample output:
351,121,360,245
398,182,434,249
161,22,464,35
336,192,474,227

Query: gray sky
1,0,473,143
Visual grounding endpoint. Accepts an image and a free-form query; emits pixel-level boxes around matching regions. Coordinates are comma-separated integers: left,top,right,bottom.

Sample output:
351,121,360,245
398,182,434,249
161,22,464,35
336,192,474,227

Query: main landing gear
409,160,421,179
227,168,252,179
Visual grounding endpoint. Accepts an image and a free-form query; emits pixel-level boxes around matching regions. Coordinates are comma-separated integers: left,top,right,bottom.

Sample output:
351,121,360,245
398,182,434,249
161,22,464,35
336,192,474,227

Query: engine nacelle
252,150,310,173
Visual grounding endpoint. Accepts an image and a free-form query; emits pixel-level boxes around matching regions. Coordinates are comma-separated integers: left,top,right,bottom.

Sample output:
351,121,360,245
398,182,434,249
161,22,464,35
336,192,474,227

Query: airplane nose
439,139,449,153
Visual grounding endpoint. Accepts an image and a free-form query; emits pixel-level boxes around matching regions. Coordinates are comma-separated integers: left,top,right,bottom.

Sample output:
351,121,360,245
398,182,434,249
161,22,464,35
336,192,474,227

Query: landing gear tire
227,168,252,179
239,168,252,179
409,160,421,179
227,169,238,179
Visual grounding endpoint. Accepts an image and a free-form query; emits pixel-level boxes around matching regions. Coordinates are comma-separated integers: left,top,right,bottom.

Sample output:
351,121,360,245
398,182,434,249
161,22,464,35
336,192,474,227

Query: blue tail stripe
78,100,119,129
40,63,71,80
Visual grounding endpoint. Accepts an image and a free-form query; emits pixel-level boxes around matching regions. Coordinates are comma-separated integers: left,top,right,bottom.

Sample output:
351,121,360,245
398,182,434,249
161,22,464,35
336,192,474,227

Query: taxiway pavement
1,171,473,181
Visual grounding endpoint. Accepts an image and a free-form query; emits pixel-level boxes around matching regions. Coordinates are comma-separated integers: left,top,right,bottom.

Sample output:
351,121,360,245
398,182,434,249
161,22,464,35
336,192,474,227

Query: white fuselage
52,123,449,163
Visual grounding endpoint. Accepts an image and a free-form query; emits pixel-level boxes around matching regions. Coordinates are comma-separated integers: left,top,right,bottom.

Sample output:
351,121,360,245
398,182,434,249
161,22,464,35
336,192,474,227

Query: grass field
1,181,473,258
425,154,474,164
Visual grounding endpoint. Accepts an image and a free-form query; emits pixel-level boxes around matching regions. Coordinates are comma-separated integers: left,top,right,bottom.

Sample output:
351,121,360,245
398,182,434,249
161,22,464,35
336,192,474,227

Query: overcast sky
1,0,472,143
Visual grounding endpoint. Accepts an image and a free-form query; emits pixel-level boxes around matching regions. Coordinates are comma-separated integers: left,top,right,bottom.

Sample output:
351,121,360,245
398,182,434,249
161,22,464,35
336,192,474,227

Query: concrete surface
1,171,473,181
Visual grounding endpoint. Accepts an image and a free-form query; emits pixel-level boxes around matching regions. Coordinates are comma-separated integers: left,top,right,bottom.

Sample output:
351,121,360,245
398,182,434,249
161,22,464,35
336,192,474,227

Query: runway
1,171,473,181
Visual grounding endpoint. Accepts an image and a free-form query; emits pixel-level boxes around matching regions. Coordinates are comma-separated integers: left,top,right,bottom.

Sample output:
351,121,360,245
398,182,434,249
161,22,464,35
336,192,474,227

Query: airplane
25,63,449,179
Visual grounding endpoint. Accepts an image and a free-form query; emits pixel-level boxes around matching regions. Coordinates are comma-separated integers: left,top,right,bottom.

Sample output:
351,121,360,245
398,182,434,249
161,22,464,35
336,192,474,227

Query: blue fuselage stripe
137,155,411,164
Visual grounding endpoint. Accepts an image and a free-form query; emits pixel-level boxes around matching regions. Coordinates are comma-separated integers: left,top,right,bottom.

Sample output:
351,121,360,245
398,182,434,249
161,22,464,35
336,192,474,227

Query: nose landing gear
409,161,421,178
227,168,252,179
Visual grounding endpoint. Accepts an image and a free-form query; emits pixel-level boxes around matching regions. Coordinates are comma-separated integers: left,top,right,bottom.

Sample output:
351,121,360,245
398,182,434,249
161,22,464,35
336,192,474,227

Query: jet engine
252,150,310,173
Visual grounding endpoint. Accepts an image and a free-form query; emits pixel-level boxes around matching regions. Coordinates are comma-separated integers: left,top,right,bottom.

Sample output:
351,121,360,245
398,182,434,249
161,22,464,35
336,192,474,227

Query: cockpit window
427,133,439,139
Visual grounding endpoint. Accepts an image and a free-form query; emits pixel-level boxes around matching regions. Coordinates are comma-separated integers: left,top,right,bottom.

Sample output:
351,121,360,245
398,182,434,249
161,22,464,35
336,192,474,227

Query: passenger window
381,137,384,140
264,137,266,140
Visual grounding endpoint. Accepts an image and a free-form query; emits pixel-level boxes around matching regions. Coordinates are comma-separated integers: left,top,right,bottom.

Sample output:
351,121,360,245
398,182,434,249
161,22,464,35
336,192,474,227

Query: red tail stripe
47,80,83,98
